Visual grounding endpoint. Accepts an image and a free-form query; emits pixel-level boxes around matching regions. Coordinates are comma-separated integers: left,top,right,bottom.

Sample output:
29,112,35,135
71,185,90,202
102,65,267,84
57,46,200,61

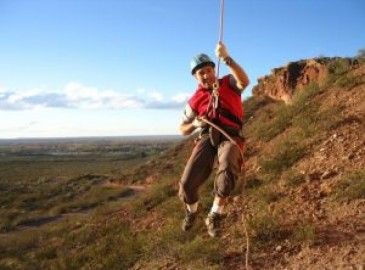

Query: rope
240,170,251,270
201,117,251,270
204,0,225,116
215,0,225,82
200,118,243,161
201,2,252,268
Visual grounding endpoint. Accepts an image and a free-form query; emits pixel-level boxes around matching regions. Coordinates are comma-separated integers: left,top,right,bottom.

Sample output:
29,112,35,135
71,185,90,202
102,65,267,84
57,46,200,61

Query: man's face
194,65,216,89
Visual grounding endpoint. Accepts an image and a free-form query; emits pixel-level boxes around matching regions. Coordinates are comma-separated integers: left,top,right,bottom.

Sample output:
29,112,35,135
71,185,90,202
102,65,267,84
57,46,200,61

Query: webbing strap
200,117,244,163
218,107,243,128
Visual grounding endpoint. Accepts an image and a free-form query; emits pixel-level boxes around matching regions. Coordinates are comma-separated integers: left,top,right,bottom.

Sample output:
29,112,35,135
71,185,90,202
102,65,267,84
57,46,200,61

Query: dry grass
1,59,364,269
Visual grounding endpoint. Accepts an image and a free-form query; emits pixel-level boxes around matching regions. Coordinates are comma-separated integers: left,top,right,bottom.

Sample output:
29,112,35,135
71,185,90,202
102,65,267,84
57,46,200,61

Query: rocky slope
228,57,365,269
115,56,365,269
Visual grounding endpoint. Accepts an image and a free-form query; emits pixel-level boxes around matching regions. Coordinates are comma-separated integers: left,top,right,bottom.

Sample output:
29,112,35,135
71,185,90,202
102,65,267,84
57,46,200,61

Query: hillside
121,56,365,269
0,56,364,270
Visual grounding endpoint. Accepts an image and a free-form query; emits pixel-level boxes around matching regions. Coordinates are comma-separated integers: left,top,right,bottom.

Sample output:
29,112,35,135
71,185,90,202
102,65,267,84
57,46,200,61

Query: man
179,42,249,237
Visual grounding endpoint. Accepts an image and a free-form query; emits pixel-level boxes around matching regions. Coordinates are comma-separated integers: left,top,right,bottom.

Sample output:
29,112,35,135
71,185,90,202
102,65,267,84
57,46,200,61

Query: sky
0,0,364,138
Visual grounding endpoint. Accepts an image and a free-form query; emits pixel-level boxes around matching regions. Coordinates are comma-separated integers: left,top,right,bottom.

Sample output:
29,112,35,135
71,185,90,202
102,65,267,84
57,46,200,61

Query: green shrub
246,108,274,141
243,96,269,122
291,84,321,131
247,83,324,142
51,219,144,270
291,83,342,137
335,74,362,89
244,173,263,190
179,235,222,264
249,185,281,204
333,170,365,201
260,140,305,176
134,212,222,268
282,169,305,187
141,181,176,211
293,220,316,244
293,83,321,106
248,209,281,246
264,105,293,140
328,59,351,75
247,103,293,142
325,58,361,88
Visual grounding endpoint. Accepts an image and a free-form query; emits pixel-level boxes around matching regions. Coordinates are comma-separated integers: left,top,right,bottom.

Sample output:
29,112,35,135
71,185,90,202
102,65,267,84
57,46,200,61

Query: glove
215,42,229,60
192,117,207,128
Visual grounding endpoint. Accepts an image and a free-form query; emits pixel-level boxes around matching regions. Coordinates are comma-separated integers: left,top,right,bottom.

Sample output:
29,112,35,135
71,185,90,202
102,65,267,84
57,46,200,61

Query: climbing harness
201,118,244,163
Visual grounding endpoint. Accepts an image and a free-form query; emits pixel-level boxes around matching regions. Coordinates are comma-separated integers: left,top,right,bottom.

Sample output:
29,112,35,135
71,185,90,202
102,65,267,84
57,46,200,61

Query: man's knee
179,180,197,204
215,170,236,198
179,176,194,193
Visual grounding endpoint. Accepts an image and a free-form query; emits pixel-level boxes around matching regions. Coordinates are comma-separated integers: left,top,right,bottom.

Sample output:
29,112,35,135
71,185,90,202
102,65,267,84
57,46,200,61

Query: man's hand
192,117,207,128
215,42,229,60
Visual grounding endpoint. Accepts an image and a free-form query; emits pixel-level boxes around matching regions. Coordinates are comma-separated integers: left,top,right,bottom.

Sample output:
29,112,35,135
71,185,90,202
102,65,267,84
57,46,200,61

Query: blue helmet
190,53,215,75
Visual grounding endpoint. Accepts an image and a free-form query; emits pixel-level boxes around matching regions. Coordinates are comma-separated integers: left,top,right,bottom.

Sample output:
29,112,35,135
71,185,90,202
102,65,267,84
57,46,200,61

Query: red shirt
188,75,243,129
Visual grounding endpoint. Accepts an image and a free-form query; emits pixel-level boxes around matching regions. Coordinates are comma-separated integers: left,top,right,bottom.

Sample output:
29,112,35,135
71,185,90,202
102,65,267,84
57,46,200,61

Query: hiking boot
182,210,198,231
205,212,222,237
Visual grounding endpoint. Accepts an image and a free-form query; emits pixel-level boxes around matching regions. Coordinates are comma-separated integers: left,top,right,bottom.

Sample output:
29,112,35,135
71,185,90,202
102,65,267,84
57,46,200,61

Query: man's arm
215,42,249,92
179,122,196,136
179,104,206,136
180,118,207,135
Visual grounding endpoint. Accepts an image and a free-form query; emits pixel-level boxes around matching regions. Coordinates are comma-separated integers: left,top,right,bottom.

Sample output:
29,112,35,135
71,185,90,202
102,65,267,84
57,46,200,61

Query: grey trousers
179,134,243,204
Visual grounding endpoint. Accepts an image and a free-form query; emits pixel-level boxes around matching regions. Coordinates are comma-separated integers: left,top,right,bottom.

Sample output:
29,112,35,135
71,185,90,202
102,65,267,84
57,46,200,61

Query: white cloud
172,93,190,103
0,86,6,95
0,82,187,111
148,91,164,102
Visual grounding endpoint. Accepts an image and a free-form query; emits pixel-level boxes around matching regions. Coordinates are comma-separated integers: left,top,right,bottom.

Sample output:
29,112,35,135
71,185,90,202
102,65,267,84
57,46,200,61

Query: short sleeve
228,75,242,95
181,104,197,124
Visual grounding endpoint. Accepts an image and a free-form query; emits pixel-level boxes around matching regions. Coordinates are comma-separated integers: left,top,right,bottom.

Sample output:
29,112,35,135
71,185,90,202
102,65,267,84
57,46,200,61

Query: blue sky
0,0,364,138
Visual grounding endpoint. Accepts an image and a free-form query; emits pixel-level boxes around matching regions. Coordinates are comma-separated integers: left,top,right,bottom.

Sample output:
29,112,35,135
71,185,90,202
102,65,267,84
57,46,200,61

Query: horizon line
0,134,183,141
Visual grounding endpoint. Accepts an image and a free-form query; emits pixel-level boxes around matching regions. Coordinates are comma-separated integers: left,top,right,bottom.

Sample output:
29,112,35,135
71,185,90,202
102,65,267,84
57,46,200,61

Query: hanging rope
206,1,252,269
201,118,243,161
215,0,225,82
201,117,251,270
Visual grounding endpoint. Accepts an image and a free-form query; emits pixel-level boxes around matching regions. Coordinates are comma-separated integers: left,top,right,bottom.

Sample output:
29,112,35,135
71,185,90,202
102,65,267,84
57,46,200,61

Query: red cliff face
252,57,356,104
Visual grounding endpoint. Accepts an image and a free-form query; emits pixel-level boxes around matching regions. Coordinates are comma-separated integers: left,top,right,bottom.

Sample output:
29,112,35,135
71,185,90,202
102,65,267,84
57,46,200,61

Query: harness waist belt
217,108,243,128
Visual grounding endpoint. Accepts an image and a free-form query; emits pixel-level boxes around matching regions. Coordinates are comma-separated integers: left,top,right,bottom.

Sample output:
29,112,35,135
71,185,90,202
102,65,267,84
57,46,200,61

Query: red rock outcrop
252,57,355,104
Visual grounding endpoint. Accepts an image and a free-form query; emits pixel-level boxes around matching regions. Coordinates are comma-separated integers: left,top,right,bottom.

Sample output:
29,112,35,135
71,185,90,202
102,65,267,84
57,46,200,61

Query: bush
141,181,176,211
50,218,144,270
247,103,293,142
250,185,281,203
295,83,321,102
292,83,341,137
246,83,324,142
325,58,363,89
243,96,269,122
293,220,316,244
328,59,351,75
260,140,305,176
179,235,222,264
335,74,362,89
333,170,365,201
282,169,305,187
248,209,282,246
